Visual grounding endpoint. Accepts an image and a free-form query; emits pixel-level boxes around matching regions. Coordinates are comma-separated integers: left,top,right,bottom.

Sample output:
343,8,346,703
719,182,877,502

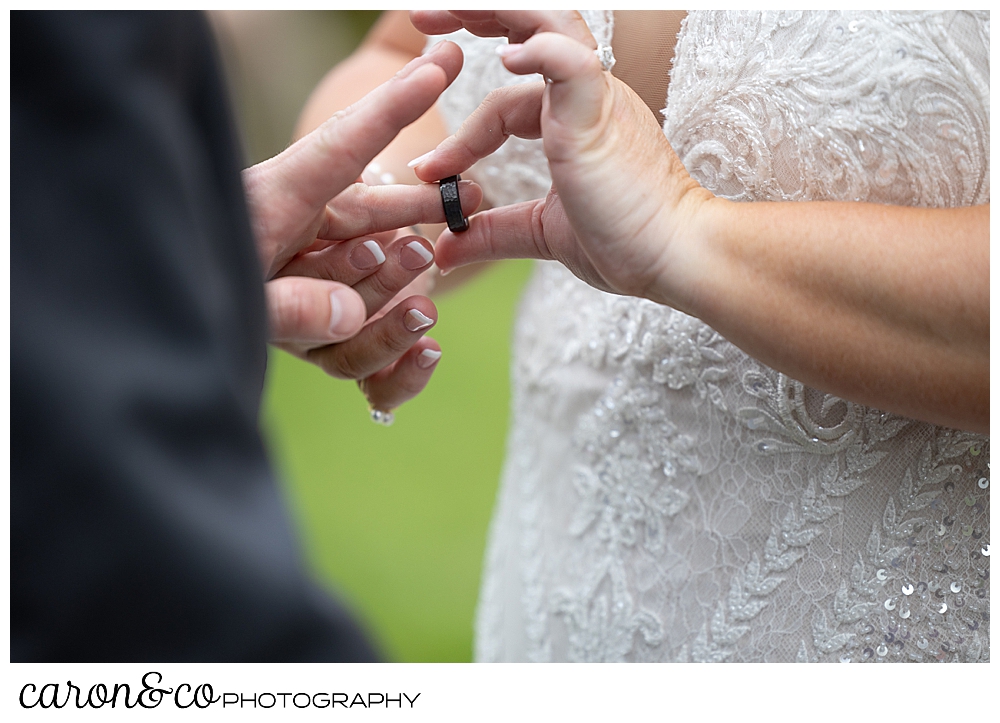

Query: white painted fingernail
380,172,396,184
405,240,433,265
362,239,386,265
404,309,435,332
350,239,385,270
407,150,435,168
417,349,442,369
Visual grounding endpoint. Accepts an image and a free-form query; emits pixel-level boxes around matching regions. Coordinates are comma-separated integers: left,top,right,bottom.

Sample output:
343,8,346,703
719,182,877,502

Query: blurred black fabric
11,10,378,662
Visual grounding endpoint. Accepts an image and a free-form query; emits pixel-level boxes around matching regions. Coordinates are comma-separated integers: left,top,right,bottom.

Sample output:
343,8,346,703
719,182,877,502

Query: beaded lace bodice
433,10,990,662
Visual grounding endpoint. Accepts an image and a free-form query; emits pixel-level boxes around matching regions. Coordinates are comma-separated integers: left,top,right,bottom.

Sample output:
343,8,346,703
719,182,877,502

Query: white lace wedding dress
433,10,990,662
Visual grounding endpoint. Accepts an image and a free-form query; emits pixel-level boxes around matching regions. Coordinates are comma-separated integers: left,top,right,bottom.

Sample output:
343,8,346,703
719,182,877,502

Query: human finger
276,235,388,288
351,235,436,318
317,179,482,242
497,33,608,138
410,83,544,183
246,41,463,216
410,10,595,46
434,195,611,292
359,338,442,412
433,200,549,269
411,33,610,181
279,234,435,319
295,226,397,258
265,277,367,345
306,296,437,380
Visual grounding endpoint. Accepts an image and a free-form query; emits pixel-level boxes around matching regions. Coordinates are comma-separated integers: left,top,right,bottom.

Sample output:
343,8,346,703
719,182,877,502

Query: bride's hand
409,10,712,312
411,11,989,433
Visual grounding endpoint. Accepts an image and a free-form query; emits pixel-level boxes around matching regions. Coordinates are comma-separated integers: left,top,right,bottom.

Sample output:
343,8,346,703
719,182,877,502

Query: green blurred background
211,11,531,661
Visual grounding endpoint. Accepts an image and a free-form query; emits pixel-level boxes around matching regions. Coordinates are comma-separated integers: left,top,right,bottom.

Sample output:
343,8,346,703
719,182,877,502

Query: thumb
496,32,610,157
265,277,367,346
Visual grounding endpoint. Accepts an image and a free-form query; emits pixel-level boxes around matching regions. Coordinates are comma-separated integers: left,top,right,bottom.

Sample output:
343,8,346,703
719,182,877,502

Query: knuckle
364,189,380,233
481,87,506,110
397,370,429,398
530,201,552,259
313,249,348,283
317,108,352,146
321,346,366,381
271,282,310,338
358,271,399,312
373,316,412,355
481,214,502,260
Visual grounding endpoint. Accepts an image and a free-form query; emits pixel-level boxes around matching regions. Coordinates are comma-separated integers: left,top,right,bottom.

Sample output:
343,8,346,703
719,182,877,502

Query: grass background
212,11,531,661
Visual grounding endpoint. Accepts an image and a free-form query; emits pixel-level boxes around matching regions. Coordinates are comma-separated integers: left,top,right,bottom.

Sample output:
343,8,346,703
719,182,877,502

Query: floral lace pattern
431,10,990,662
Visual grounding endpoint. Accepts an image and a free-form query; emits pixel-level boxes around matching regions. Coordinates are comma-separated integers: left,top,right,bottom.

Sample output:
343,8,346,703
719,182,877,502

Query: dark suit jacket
11,10,378,662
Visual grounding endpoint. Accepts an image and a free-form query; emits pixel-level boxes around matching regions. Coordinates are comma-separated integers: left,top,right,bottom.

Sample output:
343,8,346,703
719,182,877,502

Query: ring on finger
439,175,469,233
369,406,395,426
358,377,395,426
543,44,614,84
594,44,616,72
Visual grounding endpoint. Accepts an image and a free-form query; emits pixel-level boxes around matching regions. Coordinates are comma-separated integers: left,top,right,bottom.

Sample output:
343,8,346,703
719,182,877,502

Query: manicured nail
417,349,442,369
350,240,385,270
407,150,435,168
400,240,434,270
496,43,524,59
404,309,435,332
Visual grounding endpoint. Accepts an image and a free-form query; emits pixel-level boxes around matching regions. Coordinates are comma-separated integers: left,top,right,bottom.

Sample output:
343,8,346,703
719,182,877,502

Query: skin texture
407,11,988,433
244,40,483,412
296,11,495,297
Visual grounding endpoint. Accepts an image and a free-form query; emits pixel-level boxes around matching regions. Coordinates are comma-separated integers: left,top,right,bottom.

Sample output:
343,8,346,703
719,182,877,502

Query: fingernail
328,290,359,336
350,240,386,270
407,150,435,168
496,43,523,59
400,240,434,270
439,266,452,277
404,309,435,332
417,349,442,369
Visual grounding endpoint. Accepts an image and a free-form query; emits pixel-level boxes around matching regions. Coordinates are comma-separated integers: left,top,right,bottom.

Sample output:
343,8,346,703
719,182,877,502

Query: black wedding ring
439,175,469,233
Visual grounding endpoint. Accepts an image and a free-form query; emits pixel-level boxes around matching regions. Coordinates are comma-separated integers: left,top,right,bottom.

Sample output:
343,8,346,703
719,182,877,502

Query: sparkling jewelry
359,377,394,426
594,44,616,72
439,175,469,233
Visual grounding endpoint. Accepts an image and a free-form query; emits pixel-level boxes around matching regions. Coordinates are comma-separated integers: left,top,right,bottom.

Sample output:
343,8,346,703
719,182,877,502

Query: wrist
646,182,723,317
673,193,743,328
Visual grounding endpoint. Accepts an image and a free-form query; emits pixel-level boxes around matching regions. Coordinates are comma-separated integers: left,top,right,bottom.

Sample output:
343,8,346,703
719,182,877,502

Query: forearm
684,198,989,432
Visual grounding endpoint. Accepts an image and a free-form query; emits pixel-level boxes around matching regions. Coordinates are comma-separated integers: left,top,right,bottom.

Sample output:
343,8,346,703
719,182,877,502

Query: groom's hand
242,40,482,412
